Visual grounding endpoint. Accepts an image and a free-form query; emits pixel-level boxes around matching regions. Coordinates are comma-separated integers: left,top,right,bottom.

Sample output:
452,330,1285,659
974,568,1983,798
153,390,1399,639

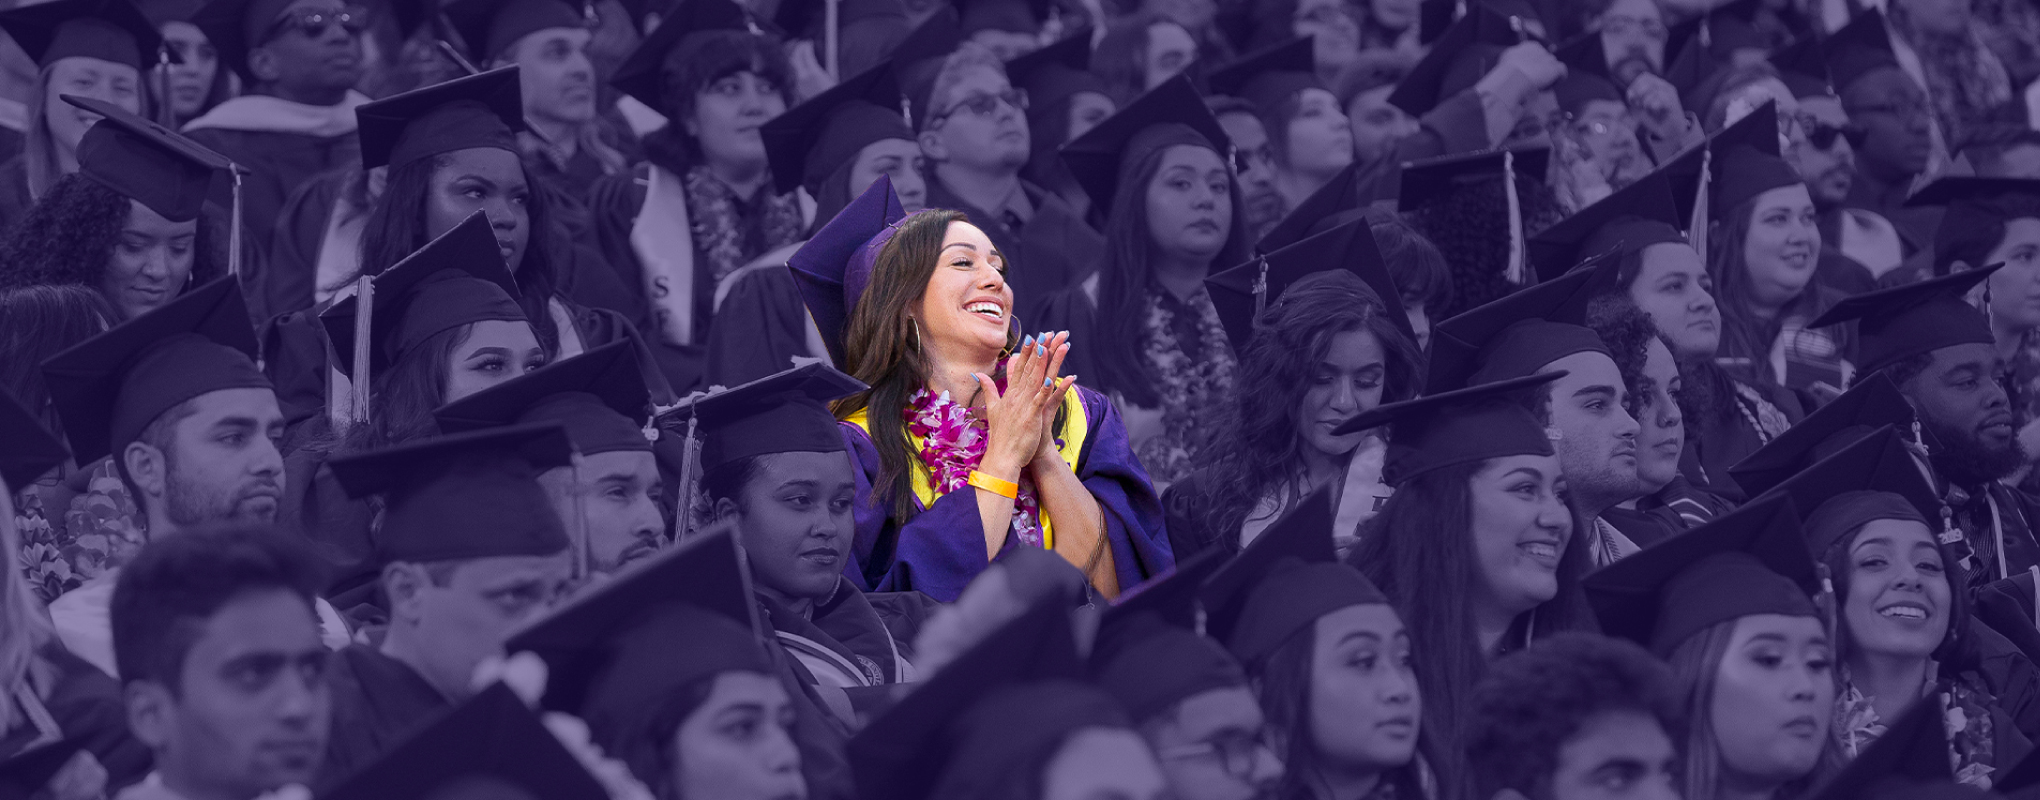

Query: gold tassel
1504,150,1526,285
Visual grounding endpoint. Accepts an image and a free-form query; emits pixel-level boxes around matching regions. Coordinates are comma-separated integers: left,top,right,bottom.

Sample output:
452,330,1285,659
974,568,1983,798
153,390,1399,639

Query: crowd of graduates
10,0,2040,796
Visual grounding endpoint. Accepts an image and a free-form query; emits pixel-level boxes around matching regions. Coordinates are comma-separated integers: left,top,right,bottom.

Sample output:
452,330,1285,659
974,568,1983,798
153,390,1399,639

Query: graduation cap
41,276,266,465
1554,31,1610,82
319,683,608,800
609,0,759,110
1999,739,2040,797
957,0,1049,36
1388,3,1527,117
1800,697,1953,800
1808,265,1998,376
1659,0,1764,101
1822,8,1901,95
1659,100,1785,252
850,598,1104,800
1198,487,1389,665
1207,218,1417,350
441,0,588,65
1527,168,1686,283
1727,372,1918,498
1333,372,1560,484
0,387,68,493
356,67,525,171
1207,37,1320,117
1553,70,1626,119
0,738,85,800
788,174,909,365
773,0,905,41
1582,493,1819,656
65,94,231,223
761,63,913,197
190,0,316,82
319,211,525,380
1398,147,1550,285
1256,162,1362,254
1755,425,1942,560
0,0,162,71
1424,252,1619,392
1006,34,1105,121
137,0,208,26
434,340,655,455
1770,35,1831,98
1058,74,1232,212
1909,177,2040,274
653,360,866,474
893,6,963,129
328,423,574,563
1090,551,1248,722
503,527,768,722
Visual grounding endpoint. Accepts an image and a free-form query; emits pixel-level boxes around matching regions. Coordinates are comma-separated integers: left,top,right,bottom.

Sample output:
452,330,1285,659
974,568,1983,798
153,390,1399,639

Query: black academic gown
315,645,451,789
0,154,34,239
922,175,1103,324
252,169,350,326
183,126,360,269
0,647,151,793
704,262,815,387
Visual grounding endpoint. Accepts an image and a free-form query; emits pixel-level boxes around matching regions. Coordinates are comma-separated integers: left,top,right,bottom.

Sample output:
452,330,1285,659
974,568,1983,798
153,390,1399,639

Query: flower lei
904,385,1046,548
681,165,804,285
1836,670,1998,789
1134,286,1237,486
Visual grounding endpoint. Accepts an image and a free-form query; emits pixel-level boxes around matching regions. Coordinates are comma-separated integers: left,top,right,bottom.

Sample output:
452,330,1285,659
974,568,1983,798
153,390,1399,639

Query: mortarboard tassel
675,406,702,543
349,275,374,428
825,0,841,80
1503,150,1526,285
1251,254,1270,317
1688,147,1711,260
228,165,245,277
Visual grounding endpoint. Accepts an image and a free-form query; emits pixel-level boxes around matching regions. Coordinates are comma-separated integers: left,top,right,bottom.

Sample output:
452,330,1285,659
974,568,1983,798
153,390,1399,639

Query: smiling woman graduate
790,175,1171,603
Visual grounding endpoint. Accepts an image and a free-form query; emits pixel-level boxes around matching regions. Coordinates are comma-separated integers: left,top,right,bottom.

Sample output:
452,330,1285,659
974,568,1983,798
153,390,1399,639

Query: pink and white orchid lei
905,385,1046,548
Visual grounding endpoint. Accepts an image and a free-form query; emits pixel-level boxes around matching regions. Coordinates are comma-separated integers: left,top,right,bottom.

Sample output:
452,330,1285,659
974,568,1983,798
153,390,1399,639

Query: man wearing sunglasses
187,0,370,265
917,41,1105,323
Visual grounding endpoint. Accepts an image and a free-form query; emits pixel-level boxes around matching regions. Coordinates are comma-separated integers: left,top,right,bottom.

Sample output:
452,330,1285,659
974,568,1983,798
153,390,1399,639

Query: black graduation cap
1334,372,1560,483
1659,99,1784,235
1808,265,1998,376
1058,74,1232,212
1800,697,1954,800
65,94,231,223
1424,252,1619,392
1198,487,1389,665
1755,425,1940,559
0,387,67,493
1207,218,1417,350
319,683,607,800
893,6,963,130
774,0,904,40
609,0,758,110
356,67,526,171
0,738,85,800
1909,177,2040,274
1527,168,1686,283
1396,146,1550,215
1207,37,1320,117
789,174,908,366
190,0,310,82
1727,372,1917,498
1090,551,1248,722
849,598,1091,800
1257,162,1361,254
1582,493,1820,656
1999,739,2040,797
1659,0,1764,101
503,527,768,719
656,361,866,473
41,276,266,465
1388,3,1526,117
1554,31,1608,81
1553,70,1625,118
137,0,208,26
0,0,162,70
328,423,574,563
442,0,588,65
1006,34,1104,119
1770,35,1831,98
956,0,1048,36
1822,7,1900,95
319,211,525,379
761,63,913,197
434,340,655,456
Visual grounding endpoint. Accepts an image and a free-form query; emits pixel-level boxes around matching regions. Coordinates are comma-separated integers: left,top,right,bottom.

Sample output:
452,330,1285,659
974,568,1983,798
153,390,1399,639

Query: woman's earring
908,317,923,351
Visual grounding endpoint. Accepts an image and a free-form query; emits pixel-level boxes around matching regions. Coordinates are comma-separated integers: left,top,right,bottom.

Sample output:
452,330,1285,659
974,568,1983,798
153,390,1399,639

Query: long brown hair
833,209,1022,520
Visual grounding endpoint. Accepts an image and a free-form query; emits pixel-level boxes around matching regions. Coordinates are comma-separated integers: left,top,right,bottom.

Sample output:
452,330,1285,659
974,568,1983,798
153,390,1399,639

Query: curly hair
1407,176,1567,320
1168,270,1420,557
655,29,791,162
1585,296,1661,418
0,174,225,301
1466,631,1682,800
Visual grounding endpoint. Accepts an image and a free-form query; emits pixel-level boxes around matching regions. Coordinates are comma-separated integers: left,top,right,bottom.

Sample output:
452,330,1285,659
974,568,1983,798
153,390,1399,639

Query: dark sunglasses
267,5,370,40
1806,120,1866,150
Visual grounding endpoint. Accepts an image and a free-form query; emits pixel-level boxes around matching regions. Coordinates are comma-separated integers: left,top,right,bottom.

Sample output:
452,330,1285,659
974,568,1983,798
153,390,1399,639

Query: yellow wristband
968,470,1019,499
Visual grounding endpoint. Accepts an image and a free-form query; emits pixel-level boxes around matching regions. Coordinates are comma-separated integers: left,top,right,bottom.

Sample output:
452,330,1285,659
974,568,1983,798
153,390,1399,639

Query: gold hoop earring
908,317,923,351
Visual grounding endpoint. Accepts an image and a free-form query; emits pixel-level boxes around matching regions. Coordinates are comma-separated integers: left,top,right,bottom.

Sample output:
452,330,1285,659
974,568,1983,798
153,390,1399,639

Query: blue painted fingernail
1044,375,1053,387
1022,334,1034,347
1036,344,1046,356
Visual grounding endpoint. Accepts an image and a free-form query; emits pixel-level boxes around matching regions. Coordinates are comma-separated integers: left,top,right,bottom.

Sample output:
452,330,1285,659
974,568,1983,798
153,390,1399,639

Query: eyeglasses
1599,14,1667,39
1571,112,1639,139
266,5,370,40
1803,119,1865,150
935,88,1028,123
1156,728,1274,781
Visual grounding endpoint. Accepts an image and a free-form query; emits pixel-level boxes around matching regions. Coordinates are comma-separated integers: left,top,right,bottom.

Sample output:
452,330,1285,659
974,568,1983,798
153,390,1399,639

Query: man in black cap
317,425,578,783
1465,632,1682,800
185,0,369,257
1906,178,2040,436
917,41,1104,319
41,278,349,678
442,0,615,200
109,526,331,800
1814,268,2040,589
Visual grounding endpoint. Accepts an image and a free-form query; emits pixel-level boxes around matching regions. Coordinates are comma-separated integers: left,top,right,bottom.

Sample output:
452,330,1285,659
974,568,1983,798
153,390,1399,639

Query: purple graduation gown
837,386,1173,602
